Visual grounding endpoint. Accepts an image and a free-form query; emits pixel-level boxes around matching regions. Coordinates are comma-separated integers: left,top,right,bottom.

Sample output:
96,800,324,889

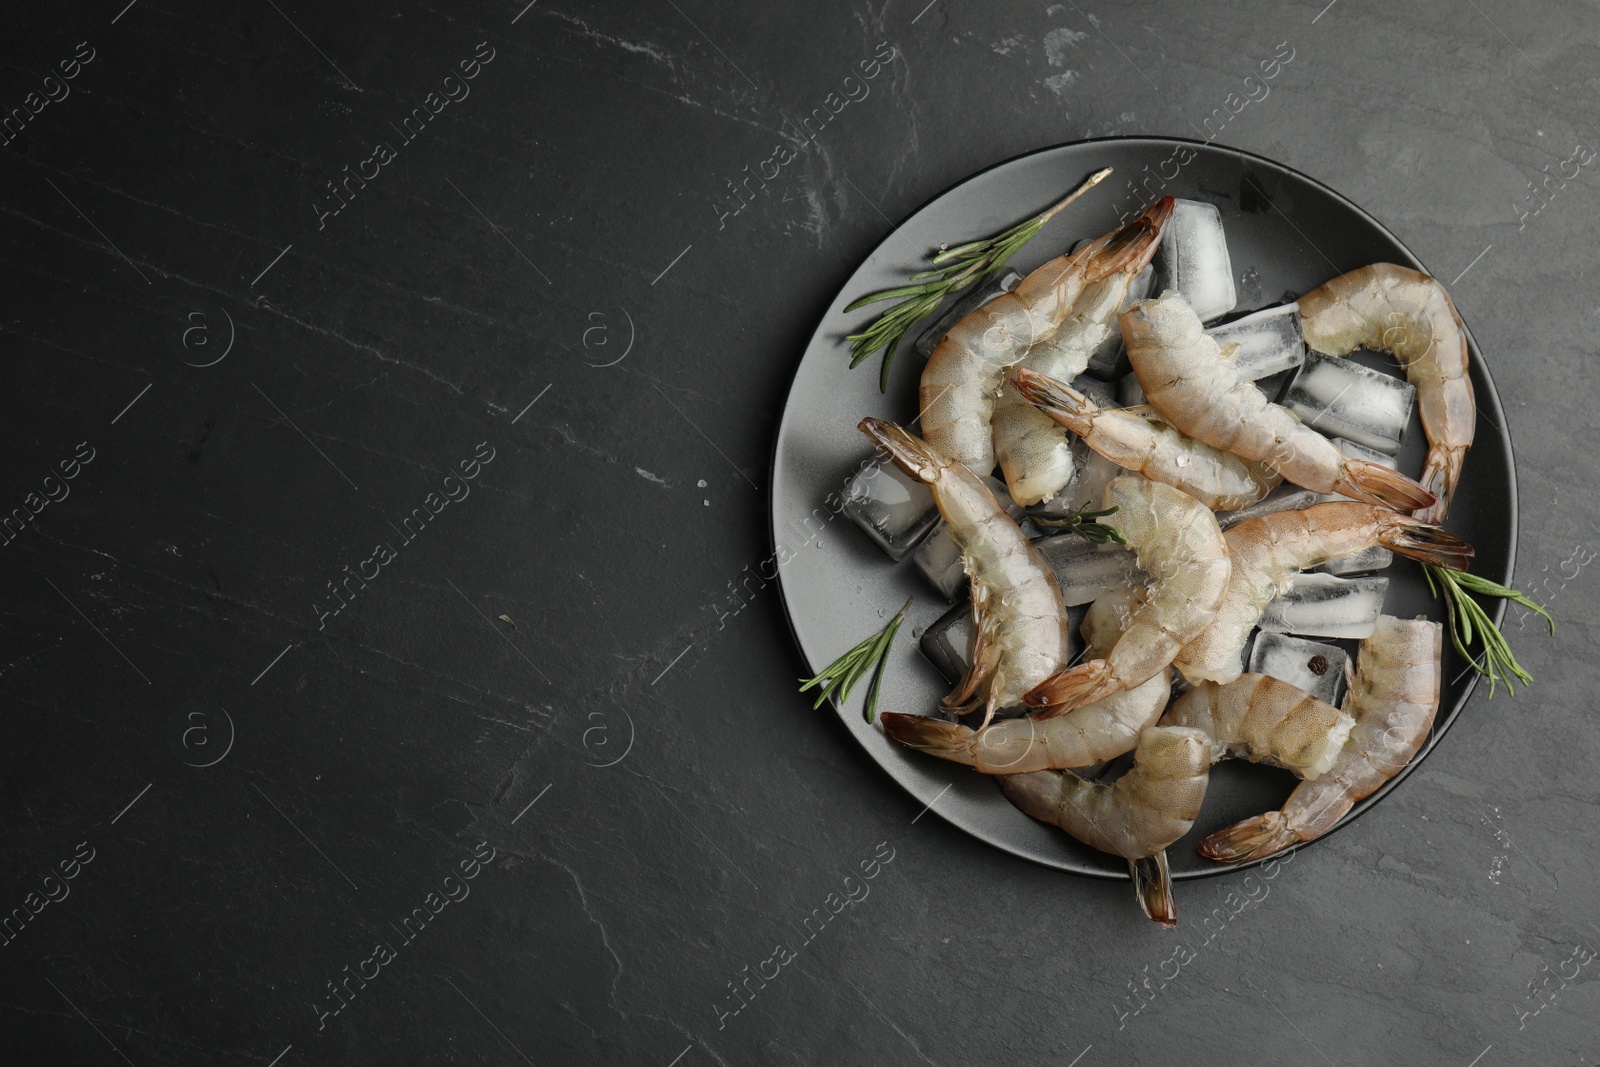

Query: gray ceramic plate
770,137,1516,880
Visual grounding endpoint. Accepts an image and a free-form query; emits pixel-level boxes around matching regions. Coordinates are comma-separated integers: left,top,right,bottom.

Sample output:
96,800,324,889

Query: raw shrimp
1161,674,1356,780
991,218,1168,504
1199,616,1442,861
1023,473,1231,716
880,588,1169,772
1173,502,1473,684
997,726,1211,926
1298,264,1473,524
1122,291,1437,512
920,199,1174,475
859,418,1069,727
1013,367,1282,510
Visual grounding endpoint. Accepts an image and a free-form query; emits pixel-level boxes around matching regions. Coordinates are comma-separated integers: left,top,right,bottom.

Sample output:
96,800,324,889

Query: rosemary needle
798,597,913,722
1031,503,1127,545
1424,564,1553,697
845,167,1113,392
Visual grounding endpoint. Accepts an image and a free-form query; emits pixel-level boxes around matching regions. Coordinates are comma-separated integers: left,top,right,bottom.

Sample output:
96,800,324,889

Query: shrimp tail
1022,660,1114,718
1375,515,1475,572
857,417,939,481
880,713,977,766
1197,811,1298,863
1011,368,1094,435
1129,850,1178,927
1414,444,1466,525
1088,197,1174,281
1333,457,1437,512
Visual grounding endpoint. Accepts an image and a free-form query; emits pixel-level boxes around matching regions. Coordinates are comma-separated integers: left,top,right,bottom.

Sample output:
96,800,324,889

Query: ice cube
1247,631,1350,707
1084,264,1155,380
1214,485,1320,530
1258,573,1390,639
1152,200,1236,322
1031,449,1125,522
913,268,1024,358
1034,537,1142,607
913,476,1025,600
1208,303,1305,381
842,456,941,561
919,602,973,684
1117,373,1148,408
1072,374,1119,408
1282,352,1415,454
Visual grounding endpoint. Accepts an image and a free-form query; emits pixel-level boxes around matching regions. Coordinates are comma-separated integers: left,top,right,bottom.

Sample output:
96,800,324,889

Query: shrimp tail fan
1197,812,1298,863
1129,851,1177,927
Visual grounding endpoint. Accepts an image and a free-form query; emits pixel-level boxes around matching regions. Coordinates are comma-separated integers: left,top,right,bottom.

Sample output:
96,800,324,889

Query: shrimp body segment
998,726,1211,926
1200,616,1443,862
1024,474,1231,716
1162,674,1356,780
880,588,1168,773
920,199,1173,476
993,210,1170,505
1174,502,1473,684
859,418,1069,727
1298,264,1473,524
1122,291,1437,512
1013,367,1282,510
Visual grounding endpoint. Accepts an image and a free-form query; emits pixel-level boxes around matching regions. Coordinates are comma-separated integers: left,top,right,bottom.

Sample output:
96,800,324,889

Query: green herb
497,614,516,629
844,167,1113,393
1424,565,1552,697
1032,503,1127,545
798,597,912,723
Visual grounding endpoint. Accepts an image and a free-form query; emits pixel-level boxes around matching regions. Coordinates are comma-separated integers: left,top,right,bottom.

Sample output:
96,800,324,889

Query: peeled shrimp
859,418,1068,727
1024,474,1231,716
880,587,1168,772
992,212,1169,504
1013,367,1282,510
921,199,1173,475
1298,264,1473,524
1122,290,1437,512
997,726,1211,926
1174,502,1473,684
1162,675,1356,780
1200,616,1442,861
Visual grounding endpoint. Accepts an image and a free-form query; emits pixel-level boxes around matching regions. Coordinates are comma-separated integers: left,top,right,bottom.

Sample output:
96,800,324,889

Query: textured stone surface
0,0,1596,1063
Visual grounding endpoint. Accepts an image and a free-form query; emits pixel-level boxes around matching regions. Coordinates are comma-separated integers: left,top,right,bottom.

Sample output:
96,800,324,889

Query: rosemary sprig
1424,565,1553,698
844,167,1113,393
1032,503,1127,545
798,597,912,723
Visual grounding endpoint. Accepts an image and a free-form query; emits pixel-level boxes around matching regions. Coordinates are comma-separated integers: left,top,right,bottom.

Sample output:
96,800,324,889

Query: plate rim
767,134,1518,881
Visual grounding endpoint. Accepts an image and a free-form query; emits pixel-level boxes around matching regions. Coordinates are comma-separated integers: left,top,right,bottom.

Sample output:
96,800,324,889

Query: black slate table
3,1,1596,1063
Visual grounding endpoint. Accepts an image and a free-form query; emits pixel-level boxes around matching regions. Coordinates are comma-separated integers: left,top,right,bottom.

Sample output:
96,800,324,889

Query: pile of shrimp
852,193,1482,925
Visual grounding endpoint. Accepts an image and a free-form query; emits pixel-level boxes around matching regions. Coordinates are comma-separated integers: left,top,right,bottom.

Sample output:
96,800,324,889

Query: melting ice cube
842,456,941,561
1208,303,1305,381
1117,373,1148,408
1034,537,1142,607
1282,352,1415,454
1259,573,1390,639
1247,631,1350,707
913,268,1024,358
919,602,973,685
1152,200,1236,322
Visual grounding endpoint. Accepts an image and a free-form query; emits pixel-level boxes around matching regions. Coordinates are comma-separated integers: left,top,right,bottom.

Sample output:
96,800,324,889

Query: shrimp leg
921,199,1173,475
1199,616,1442,861
1298,264,1474,523
1023,474,1231,716
859,418,1069,727
1174,501,1473,684
998,726,1211,926
1013,367,1282,510
1122,291,1438,512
